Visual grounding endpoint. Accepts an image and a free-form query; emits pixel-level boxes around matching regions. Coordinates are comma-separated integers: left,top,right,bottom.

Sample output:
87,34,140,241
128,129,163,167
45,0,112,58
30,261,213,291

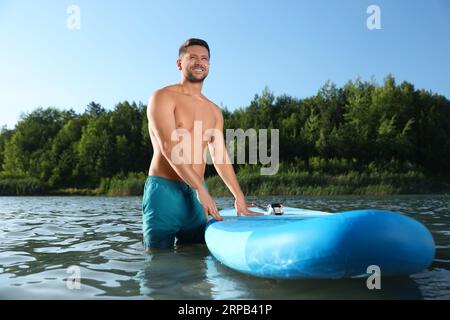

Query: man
143,38,260,250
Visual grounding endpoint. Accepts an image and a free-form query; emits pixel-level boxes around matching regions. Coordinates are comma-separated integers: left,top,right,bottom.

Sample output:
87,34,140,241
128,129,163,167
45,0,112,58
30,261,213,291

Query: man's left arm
208,107,261,216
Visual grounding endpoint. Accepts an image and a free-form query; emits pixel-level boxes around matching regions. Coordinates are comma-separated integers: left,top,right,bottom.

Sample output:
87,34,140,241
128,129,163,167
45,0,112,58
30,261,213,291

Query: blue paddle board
205,205,435,279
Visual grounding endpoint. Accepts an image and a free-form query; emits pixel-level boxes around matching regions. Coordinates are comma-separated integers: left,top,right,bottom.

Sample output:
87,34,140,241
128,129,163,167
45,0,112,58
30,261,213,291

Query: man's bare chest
173,99,216,132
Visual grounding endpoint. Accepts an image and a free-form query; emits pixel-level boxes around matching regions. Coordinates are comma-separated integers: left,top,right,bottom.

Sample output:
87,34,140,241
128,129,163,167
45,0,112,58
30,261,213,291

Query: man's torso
148,84,219,181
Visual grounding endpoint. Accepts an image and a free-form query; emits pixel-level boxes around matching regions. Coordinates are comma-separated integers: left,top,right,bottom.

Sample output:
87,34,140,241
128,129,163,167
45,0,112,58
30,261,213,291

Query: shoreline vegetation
1,75,450,196
1,166,449,197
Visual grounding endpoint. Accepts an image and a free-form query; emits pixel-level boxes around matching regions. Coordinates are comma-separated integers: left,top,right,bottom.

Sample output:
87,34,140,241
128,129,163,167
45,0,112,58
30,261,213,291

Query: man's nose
193,62,205,68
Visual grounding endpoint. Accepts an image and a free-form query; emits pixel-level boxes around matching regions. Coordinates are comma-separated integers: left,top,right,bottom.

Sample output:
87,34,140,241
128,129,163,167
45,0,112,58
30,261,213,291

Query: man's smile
192,67,205,72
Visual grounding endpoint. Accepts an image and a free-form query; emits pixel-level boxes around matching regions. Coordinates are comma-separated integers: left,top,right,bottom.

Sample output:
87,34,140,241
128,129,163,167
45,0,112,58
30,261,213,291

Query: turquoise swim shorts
142,176,208,249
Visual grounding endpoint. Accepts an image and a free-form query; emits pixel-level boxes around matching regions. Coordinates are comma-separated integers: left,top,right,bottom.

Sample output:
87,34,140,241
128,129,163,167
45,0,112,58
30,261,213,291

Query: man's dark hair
179,38,210,58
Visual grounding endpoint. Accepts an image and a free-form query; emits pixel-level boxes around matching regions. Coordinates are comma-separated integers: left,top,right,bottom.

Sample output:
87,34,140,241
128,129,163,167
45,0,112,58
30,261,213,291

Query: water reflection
135,244,424,300
0,195,448,299
136,245,214,299
207,253,424,300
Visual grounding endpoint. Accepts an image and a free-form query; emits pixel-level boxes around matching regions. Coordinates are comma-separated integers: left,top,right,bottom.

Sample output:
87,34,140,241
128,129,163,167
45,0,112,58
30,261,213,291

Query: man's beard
185,70,208,83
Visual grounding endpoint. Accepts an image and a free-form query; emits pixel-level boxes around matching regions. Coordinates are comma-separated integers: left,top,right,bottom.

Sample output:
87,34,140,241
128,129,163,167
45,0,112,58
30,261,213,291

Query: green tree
48,117,87,188
75,114,114,187
2,108,72,180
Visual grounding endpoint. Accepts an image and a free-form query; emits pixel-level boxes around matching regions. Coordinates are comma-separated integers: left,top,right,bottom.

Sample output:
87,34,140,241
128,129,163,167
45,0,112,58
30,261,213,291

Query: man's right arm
147,90,222,220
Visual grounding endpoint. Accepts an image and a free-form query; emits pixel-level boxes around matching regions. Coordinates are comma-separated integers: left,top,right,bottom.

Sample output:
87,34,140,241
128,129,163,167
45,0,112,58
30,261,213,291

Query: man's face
178,45,210,83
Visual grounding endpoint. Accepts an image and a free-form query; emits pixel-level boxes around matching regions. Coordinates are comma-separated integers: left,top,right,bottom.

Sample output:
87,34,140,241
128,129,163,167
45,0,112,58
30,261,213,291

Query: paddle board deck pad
205,206,435,279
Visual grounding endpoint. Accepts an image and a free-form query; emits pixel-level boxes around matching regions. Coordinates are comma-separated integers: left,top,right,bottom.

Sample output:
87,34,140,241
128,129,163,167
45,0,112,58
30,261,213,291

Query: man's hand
234,199,263,216
196,186,223,221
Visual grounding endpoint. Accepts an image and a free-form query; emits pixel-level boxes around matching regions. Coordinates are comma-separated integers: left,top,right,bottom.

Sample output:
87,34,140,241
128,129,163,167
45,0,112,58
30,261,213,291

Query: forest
1,75,449,196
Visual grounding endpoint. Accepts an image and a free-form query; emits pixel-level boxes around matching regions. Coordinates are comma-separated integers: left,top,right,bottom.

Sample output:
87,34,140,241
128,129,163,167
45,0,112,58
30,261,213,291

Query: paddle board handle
268,203,284,215
246,203,285,215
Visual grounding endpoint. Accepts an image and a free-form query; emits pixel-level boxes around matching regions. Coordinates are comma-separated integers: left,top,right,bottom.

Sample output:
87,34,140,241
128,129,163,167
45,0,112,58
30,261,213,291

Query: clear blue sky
1,0,450,129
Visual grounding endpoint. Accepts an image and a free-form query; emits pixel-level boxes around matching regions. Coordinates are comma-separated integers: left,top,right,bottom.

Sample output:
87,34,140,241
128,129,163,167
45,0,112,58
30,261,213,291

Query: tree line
0,75,449,193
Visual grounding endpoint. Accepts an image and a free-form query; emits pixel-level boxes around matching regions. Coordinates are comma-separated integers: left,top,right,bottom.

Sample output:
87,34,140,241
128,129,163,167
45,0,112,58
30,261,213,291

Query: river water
0,195,449,299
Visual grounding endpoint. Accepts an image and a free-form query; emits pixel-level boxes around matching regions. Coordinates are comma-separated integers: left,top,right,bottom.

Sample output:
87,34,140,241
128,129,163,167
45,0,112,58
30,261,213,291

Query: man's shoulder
211,103,223,118
152,85,179,98
205,100,224,124
147,86,178,114
149,85,178,105
202,96,222,114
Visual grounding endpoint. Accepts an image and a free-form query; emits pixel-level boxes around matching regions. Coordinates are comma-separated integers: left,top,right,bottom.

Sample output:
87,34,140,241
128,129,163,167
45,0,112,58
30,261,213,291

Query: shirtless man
143,38,260,250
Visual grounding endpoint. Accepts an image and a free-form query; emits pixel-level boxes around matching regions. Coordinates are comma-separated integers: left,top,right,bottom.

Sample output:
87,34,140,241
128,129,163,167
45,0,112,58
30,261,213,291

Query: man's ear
176,58,182,70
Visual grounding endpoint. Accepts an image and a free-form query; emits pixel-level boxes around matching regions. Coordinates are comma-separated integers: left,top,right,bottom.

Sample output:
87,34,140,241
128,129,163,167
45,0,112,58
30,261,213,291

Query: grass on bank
0,175,46,196
1,159,449,196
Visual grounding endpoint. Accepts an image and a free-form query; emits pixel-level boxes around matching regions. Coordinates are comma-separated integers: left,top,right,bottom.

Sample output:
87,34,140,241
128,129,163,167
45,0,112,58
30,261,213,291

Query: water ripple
0,195,449,299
